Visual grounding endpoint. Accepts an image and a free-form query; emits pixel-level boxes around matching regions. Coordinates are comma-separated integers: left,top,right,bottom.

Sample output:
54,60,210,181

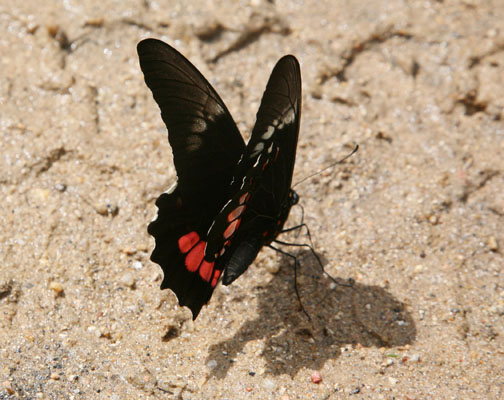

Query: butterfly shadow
206,249,417,378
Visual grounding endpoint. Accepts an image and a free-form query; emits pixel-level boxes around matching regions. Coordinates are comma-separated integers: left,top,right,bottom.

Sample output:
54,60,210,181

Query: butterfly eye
290,190,299,205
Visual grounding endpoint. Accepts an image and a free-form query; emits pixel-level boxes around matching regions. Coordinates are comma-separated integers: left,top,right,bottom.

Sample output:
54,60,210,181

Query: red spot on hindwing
178,231,200,253
227,205,246,222
211,270,221,287
224,218,241,239
178,231,221,286
185,241,205,272
239,192,251,205
199,260,215,282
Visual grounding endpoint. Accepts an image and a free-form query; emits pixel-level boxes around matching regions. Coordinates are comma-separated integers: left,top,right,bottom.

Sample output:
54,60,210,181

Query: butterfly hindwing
239,55,301,197
147,184,221,318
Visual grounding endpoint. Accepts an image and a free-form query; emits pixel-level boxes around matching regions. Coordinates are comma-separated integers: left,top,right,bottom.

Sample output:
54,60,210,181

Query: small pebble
54,183,67,192
136,243,149,252
85,17,104,27
31,188,50,201
94,203,109,216
107,204,119,216
207,360,217,368
87,325,101,338
487,236,498,252
428,215,439,225
50,372,60,380
2,381,14,395
311,371,322,384
122,247,136,255
264,258,280,274
262,378,276,390
388,377,398,385
49,281,64,295
120,273,136,289
94,202,119,216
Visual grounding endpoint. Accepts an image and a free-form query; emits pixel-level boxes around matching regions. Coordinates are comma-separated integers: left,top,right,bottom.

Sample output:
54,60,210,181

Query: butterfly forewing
138,39,245,213
240,55,301,195
204,56,301,267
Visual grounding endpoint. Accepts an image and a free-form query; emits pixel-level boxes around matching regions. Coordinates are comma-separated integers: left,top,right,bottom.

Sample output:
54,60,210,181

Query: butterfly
138,38,303,319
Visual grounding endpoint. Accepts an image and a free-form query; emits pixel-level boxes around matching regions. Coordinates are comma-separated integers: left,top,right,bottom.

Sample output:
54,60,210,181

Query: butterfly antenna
293,144,359,188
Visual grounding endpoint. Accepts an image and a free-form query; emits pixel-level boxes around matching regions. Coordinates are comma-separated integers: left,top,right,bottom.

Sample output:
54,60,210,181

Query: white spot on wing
250,142,264,158
207,101,225,120
261,126,275,140
278,109,296,130
191,118,207,133
186,134,202,152
284,108,296,125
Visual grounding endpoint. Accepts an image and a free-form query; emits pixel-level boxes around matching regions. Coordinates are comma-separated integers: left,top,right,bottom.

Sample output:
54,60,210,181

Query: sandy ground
1,0,503,398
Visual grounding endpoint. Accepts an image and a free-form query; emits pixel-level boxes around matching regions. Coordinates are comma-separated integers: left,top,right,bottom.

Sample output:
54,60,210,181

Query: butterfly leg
280,209,318,245
292,203,305,239
268,243,311,320
273,238,354,289
279,220,310,242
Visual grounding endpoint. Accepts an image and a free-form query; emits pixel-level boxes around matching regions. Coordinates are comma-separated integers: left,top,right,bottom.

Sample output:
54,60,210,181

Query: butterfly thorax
260,188,298,244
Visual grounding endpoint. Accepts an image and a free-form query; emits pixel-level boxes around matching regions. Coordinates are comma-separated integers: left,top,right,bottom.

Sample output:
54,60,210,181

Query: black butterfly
138,39,303,319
